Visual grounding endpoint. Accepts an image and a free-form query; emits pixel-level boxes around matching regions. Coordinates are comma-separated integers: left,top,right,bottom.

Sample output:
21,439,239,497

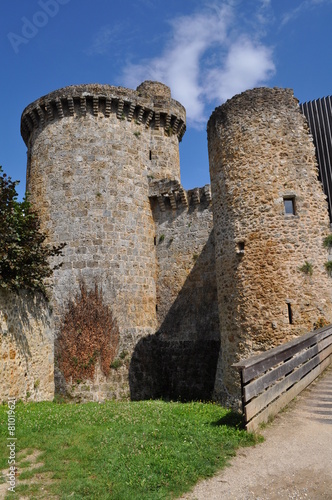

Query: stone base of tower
54,362,131,403
129,337,220,402
208,87,332,406
212,351,242,409
54,324,157,402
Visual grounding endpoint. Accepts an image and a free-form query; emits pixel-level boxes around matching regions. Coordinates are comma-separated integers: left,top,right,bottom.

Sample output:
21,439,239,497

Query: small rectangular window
284,197,295,215
287,303,293,324
238,241,245,252
237,241,245,254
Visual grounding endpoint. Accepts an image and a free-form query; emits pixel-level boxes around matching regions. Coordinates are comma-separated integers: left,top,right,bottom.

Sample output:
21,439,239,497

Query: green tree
0,166,65,294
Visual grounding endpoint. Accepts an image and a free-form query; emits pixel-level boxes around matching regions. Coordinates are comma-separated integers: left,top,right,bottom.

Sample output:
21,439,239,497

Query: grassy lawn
0,400,260,499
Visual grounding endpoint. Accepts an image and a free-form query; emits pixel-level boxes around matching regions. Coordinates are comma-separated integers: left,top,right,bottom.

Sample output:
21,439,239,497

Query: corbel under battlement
20,82,186,146
149,179,212,212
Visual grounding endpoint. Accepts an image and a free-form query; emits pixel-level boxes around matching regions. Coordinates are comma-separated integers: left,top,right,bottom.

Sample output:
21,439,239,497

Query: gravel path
180,365,332,500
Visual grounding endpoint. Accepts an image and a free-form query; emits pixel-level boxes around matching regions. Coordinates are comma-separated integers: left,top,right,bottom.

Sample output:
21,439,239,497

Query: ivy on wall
57,282,119,383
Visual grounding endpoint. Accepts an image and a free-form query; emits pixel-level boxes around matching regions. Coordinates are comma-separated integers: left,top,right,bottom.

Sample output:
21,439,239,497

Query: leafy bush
0,166,65,294
58,282,119,381
324,260,332,273
110,358,123,370
299,261,313,276
313,316,329,329
323,234,332,248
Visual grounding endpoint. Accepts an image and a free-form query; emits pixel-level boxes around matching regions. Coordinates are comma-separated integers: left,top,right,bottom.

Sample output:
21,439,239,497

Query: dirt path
0,449,57,500
180,366,332,500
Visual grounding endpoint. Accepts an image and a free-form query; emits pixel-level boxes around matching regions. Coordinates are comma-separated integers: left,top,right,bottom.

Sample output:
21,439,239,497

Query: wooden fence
233,325,332,432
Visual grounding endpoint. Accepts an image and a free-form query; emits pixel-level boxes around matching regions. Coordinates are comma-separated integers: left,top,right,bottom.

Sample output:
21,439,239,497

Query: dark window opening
284,197,295,215
287,303,293,324
154,236,156,246
149,150,152,161
237,241,245,252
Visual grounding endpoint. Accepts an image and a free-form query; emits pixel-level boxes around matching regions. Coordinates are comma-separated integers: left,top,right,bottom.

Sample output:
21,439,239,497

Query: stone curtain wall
129,181,220,401
149,180,219,340
16,80,332,406
21,81,185,400
0,289,54,402
208,87,332,406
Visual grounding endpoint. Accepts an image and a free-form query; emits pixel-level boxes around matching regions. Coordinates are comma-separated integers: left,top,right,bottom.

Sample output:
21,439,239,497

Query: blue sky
1,0,332,199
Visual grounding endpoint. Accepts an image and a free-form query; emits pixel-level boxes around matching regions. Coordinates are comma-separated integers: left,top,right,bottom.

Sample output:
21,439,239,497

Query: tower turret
21,81,186,399
208,87,332,405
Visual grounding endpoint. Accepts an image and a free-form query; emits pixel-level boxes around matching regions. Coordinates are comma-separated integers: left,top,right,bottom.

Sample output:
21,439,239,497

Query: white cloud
281,0,332,26
122,2,275,127
86,25,122,56
255,0,274,26
204,38,275,102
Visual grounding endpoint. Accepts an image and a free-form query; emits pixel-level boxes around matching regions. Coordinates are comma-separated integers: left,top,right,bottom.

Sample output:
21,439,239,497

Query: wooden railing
233,325,332,432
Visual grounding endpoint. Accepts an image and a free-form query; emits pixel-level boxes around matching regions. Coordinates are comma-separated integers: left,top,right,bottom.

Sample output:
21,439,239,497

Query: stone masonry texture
1,81,330,405
208,87,332,405
21,81,190,401
129,180,220,401
0,290,54,401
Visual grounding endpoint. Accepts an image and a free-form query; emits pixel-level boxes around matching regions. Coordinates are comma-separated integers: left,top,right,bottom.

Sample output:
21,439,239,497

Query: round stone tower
207,87,332,405
21,80,186,398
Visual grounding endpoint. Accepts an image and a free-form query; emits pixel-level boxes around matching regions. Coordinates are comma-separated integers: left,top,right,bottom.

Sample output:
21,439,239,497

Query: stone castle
1,81,332,406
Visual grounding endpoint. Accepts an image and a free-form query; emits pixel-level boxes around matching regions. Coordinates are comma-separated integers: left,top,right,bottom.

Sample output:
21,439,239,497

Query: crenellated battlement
21,82,186,146
7,80,332,407
148,178,212,213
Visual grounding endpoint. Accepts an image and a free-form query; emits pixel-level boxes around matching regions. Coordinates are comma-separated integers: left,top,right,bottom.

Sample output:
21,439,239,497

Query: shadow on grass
211,410,245,429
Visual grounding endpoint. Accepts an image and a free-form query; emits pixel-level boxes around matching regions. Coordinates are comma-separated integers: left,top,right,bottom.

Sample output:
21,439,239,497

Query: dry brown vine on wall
58,282,119,382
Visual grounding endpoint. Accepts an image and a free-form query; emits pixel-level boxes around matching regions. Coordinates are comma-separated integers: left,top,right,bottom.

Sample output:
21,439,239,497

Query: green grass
0,400,260,499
